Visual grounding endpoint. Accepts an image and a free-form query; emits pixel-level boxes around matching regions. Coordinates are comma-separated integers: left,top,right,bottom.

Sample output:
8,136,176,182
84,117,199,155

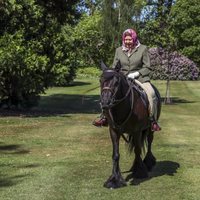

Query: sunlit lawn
0,79,200,200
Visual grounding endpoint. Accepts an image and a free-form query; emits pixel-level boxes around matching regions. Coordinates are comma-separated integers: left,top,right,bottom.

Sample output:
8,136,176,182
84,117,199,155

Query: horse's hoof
104,181,127,189
143,153,156,171
104,176,127,189
131,160,149,179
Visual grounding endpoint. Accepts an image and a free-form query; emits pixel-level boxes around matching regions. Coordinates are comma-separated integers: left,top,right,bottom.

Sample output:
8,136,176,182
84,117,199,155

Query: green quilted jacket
112,44,152,83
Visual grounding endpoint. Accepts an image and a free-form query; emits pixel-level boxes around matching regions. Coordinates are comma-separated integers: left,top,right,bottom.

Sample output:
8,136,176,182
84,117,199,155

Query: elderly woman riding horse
99,60,161,188
93,28,161,131
94,29,162,188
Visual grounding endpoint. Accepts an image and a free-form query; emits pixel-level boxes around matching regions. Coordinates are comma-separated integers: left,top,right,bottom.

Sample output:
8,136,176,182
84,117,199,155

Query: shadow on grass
0,94,101,117
0,144,30,154
125,160,180,186
161,97,196,104
0,143,39,188
0,80,99,117
67,81,92,87
0,95,196,117
0,174,31,188
38,94,101,114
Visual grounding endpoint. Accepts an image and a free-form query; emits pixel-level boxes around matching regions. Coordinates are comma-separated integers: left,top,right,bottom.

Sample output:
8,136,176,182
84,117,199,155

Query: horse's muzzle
100,100,114,110
101,104,109,110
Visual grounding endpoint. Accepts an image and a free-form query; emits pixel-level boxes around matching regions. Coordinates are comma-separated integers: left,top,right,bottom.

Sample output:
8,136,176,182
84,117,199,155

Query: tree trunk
164,79,171,104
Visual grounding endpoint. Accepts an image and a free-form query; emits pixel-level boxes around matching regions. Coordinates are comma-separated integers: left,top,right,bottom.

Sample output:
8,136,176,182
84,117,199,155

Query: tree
170,0,200,67
80,0,103,15
0,31,49,108
140,0,175,46
100,0,144,65
139,1,176,104
36,0,81,25
73,12,104,67
149,47,199,81
0,0,81,108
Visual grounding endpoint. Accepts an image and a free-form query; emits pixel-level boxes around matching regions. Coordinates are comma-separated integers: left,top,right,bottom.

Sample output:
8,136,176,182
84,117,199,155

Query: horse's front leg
104,127,127,189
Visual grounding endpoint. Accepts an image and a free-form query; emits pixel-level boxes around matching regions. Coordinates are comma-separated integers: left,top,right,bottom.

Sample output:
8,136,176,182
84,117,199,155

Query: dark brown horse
100,61,161,188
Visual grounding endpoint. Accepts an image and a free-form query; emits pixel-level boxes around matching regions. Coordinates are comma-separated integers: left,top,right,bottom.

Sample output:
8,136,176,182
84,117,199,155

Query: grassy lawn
0,79,200,200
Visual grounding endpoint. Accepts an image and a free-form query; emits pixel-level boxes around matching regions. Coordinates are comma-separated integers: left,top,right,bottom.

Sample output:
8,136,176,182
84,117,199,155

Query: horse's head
100,61,127,110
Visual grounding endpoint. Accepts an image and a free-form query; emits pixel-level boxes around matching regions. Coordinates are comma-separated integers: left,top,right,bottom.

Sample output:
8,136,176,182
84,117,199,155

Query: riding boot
93,115,108,127
151,120,161,131
150,117,161,131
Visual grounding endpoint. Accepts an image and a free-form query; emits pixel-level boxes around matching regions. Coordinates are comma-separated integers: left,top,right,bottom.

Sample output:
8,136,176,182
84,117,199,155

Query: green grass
0,79,200,200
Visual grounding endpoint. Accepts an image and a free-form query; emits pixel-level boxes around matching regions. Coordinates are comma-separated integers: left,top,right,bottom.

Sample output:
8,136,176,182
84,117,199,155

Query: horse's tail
127,130,148,154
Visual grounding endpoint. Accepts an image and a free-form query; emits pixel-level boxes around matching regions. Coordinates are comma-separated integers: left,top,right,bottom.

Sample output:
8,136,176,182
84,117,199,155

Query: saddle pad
132,80,149,109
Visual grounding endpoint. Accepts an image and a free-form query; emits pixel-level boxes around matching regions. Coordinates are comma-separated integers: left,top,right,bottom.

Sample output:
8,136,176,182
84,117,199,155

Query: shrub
0,1,79,108
51,26,77,86
77,67,101,78
0,32,49,108
149,47,199,80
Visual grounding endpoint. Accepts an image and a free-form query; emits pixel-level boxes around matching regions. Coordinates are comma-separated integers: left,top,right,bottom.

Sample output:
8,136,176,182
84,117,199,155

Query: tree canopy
0,0,199,108
170,0,200,66
0,0,81,108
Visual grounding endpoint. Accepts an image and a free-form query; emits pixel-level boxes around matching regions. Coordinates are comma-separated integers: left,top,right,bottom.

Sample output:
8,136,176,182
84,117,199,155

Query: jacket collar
122,42,141,57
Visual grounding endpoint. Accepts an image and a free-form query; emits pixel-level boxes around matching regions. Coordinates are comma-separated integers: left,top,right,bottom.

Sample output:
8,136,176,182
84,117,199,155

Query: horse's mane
101,69,126,82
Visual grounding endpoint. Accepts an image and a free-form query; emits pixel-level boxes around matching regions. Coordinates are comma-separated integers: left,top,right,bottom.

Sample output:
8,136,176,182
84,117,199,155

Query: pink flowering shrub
149,47,199,80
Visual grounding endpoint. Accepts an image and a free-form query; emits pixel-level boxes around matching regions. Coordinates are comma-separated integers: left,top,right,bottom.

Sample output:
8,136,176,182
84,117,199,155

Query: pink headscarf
122,29,140,51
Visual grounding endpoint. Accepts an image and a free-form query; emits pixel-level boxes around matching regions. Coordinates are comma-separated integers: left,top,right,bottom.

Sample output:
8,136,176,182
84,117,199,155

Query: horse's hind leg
130,132,148,179
143,130,156,171
104,128,126,189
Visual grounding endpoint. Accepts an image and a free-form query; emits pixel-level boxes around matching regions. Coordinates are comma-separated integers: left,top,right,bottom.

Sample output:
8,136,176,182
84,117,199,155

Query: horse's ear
115,60,121,72
100,60,108,71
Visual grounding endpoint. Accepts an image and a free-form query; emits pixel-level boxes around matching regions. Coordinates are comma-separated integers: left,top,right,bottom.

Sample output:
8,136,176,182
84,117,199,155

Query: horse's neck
111,85,136,119
121,81,130,96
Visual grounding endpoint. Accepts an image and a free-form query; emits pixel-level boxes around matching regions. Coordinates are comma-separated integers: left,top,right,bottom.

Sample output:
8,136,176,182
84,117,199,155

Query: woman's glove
127,71,140,79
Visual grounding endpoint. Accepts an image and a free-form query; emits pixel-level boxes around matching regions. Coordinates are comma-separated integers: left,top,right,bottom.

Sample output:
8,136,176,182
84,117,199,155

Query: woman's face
124,35,134,49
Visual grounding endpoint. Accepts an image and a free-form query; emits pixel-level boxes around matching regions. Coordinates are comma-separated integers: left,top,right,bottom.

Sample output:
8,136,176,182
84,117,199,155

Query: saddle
130,79,160,119
132,81,149,110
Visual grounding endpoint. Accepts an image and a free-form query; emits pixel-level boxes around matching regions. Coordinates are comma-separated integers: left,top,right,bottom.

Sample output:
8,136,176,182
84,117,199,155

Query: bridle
101,84,132,108
100,72,135,130
101,72,130,107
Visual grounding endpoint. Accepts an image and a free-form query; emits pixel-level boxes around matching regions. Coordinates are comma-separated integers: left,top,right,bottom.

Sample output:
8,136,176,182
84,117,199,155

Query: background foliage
149,47,199,80
0,0,199,108
0,0,80,108
170,0,200,66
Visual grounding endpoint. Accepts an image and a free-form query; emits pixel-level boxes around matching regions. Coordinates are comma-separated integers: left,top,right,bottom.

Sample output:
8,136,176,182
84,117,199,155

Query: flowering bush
149,47,199,80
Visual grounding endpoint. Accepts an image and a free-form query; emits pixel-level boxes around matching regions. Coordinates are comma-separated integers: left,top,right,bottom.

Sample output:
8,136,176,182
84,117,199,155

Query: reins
100,75,135,143
101,76,131,108
107,80,134,130
106,80,134,143
81,85,99,104
100,71,136,143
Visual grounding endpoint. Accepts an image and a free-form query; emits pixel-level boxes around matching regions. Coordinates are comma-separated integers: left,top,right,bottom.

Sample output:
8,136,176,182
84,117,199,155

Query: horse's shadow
124,160,180,186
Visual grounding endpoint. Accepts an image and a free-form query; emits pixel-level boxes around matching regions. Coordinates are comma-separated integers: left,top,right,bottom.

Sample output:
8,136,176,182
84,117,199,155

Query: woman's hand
127,71,140,79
